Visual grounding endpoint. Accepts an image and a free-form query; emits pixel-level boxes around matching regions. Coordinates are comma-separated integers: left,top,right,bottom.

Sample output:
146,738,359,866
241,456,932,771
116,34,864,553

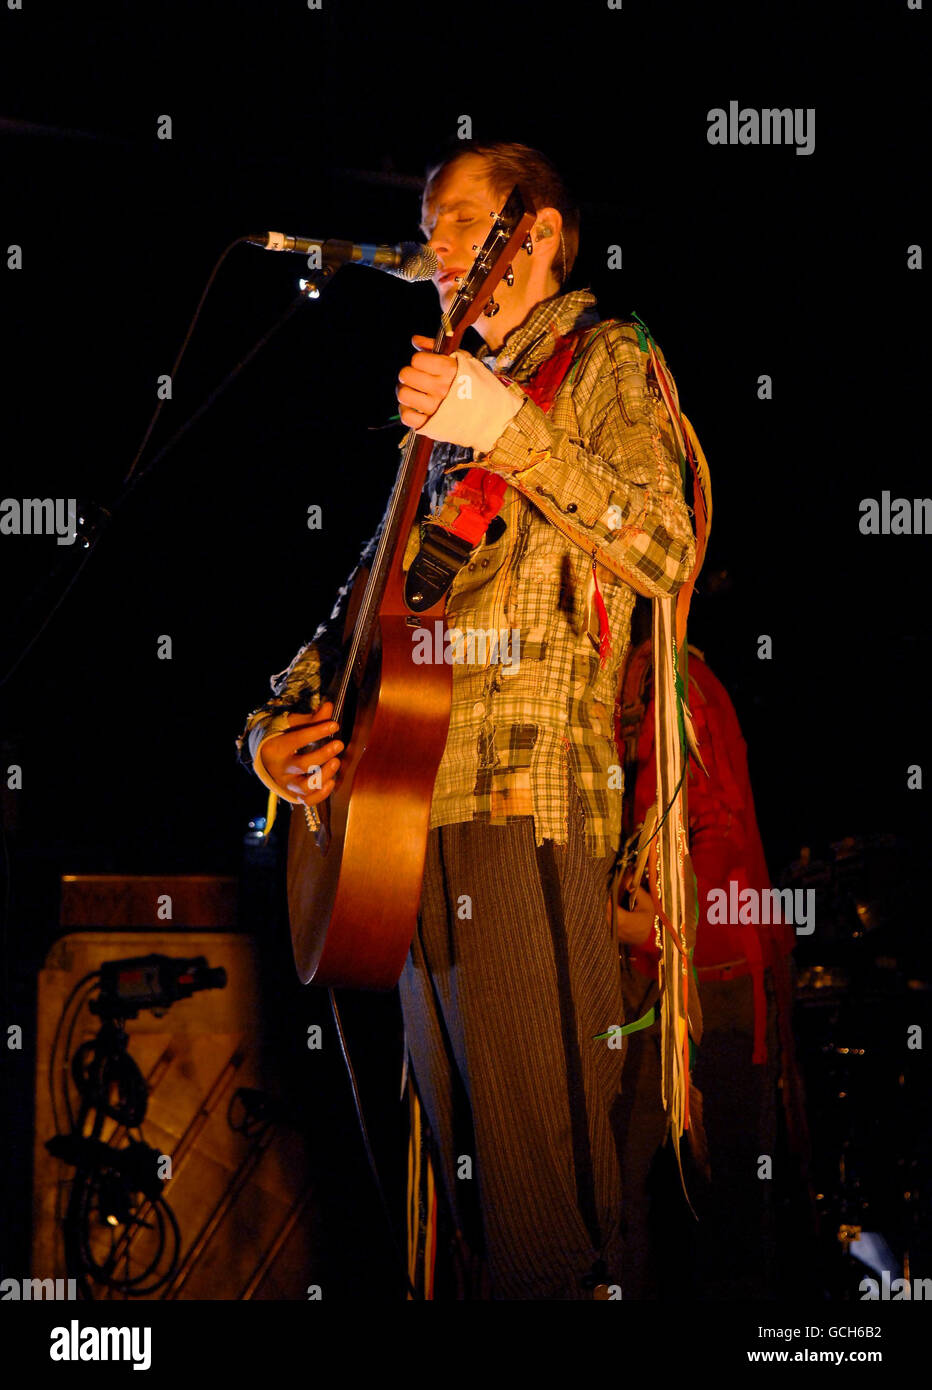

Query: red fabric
618,653,795,1061
518,330,586,413
437,468,509,546
591,561,611,669
439,331,588,544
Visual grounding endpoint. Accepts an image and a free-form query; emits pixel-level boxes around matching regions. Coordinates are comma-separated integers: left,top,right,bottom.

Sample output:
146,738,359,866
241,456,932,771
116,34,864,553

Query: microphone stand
0,255,348,691
296,251,345,300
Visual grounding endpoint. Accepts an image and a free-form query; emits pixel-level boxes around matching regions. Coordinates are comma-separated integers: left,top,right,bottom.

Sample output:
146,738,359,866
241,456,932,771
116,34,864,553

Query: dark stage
1,0,929,1357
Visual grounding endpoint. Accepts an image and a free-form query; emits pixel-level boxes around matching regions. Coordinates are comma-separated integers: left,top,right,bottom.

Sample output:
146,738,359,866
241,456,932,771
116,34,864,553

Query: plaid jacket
237,290,696,857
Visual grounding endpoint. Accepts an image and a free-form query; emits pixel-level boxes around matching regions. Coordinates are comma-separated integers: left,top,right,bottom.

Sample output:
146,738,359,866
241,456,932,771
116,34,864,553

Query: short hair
422,140,580,287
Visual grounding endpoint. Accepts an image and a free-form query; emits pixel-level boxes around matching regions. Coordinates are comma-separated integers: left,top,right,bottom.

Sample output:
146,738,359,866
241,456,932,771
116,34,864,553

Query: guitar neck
332,436,433,711
327,187,536,725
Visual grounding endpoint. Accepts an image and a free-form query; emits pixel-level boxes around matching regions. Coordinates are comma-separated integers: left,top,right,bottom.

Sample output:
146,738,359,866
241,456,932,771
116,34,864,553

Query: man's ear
532,207,564,283
533,207,563,242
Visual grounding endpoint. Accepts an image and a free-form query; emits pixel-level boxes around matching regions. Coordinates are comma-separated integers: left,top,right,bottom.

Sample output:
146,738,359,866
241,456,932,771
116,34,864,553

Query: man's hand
257,701,343,806
606,884,655,946
396,334,456,430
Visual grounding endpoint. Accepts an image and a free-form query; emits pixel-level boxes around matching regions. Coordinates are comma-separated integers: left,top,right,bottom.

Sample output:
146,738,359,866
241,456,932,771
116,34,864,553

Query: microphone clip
298,259,342,300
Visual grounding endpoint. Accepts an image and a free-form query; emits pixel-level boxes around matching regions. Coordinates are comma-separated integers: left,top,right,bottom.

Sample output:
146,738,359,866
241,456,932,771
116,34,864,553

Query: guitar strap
403,327,596,614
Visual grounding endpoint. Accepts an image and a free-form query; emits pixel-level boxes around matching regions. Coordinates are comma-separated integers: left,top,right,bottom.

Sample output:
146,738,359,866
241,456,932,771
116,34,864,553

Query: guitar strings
328,219,505,722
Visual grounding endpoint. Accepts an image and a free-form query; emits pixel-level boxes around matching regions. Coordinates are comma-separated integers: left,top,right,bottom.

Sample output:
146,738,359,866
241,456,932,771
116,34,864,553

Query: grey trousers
398,779,626,1300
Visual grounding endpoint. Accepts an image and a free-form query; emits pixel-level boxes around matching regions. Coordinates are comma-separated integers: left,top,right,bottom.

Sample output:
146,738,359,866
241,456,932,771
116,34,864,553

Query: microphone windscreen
388,242,439,282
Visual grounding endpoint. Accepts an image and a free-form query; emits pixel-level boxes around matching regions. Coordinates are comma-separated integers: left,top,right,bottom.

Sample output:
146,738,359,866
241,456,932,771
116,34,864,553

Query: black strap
404,524,476,612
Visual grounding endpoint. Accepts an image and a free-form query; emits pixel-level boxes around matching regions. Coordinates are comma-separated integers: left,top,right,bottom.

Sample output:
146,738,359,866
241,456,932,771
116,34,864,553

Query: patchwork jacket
237,290,696,858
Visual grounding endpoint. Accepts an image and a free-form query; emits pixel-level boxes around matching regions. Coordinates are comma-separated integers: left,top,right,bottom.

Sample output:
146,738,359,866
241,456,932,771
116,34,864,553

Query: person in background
611,615,806,1298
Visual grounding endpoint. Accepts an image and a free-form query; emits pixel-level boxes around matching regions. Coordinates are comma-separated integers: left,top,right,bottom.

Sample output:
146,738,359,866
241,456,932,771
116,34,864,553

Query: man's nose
428,231,452,261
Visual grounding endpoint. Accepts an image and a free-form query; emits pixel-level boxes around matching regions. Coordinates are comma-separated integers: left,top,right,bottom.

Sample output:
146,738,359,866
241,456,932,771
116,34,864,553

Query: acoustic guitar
286,187,536,989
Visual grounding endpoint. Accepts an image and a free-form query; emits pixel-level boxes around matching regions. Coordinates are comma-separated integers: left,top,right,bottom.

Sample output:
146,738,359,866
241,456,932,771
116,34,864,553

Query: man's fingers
287,721,340,743
286,758,340,788
300,758,340,792
285,778,336,804
286,700,332,720
614,901,654,945
397,384,440,418
309,780,336,804
284,740,343,772
408,349,455,379
285,701,335,729
397,363,447,395
396,350,455,434
284,706,339,738
400,406,429,429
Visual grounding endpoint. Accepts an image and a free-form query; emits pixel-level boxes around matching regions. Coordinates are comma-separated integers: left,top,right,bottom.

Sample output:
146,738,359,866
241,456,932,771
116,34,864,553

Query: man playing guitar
239,141,696,1299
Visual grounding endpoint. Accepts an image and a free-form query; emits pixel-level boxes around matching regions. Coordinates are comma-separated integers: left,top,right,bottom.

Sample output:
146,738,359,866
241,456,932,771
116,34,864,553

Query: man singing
238,141,696,1299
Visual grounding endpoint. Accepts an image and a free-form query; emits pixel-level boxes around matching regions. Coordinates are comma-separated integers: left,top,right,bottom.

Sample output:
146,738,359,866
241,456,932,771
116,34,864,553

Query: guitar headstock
437,186,536,349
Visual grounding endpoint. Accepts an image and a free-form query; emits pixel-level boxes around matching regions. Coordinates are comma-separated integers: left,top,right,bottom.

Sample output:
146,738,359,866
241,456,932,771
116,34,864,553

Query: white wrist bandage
415,351,523,454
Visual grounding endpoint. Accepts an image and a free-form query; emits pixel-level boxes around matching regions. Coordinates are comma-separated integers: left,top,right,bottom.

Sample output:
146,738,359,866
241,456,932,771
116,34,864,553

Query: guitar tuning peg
523,234,534,255
483,298,500,318
503,265,515,287
472,244,479,251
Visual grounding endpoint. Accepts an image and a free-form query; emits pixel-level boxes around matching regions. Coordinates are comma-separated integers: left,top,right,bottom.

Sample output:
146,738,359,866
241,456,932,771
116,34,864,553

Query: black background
1,0,929,1315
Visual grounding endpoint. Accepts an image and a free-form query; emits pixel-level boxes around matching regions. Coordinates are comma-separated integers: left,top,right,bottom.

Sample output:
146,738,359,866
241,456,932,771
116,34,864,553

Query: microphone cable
2,239,298,690
328,988,419,1299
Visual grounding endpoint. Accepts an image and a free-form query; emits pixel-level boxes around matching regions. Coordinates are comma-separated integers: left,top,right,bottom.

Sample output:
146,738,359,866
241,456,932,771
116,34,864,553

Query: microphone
246,232,438,282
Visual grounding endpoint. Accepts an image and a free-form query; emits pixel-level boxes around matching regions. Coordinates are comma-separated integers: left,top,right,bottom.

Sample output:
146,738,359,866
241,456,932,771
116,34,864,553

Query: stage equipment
246,232,438,281
34,883,330,1300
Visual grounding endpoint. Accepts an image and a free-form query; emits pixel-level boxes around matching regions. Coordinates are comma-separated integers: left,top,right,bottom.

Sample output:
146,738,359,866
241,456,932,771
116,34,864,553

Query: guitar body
284,186,536,991
287,607,452,989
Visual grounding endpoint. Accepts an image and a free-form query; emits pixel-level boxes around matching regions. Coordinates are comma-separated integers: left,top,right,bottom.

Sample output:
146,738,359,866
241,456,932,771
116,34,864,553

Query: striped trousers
398,778,627,1300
